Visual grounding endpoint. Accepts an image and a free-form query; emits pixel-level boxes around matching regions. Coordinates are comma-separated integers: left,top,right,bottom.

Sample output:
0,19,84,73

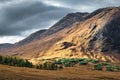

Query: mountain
15,12,89,46
1,7,120,63
0,12,88,49
0,43,13,51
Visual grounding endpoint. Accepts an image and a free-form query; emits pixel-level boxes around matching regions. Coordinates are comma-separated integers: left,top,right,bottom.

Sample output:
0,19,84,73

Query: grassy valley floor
0,64,120,80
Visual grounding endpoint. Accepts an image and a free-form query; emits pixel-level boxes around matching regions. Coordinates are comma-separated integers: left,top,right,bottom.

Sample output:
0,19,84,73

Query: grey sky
0,0,120,43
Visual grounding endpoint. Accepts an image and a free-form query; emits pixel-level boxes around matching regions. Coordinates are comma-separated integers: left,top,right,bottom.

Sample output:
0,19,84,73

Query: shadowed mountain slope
0,43,13,51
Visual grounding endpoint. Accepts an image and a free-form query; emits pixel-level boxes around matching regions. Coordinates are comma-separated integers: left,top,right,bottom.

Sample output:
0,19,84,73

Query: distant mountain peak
0,43,13,51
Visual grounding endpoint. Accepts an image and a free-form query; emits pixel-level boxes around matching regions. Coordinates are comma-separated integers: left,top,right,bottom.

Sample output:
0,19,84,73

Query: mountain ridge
0,12,89,49
1,7,120,63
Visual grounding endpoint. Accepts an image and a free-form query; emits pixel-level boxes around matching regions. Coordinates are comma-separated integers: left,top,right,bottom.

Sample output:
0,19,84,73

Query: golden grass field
0,64,120,80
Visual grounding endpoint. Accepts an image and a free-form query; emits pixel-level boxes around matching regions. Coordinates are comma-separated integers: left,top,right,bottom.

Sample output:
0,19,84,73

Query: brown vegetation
0,64,120,80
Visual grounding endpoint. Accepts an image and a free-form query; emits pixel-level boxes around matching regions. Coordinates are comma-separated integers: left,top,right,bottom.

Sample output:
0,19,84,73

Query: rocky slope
1,7,120,63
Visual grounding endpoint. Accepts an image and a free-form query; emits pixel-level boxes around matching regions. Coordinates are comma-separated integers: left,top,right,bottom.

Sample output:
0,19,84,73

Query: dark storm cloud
55,0,120,6
0,0,72,36
42,0,120,12
57,0,120,6
0,0,120,37
0,0,12,2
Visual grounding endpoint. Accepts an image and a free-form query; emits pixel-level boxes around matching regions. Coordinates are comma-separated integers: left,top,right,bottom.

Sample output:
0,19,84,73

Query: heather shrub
94,64,102,70
79,61,88,65
105,65,114,71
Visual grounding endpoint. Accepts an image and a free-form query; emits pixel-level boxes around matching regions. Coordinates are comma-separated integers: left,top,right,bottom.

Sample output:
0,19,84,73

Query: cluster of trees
55,58,99,67
0,55,33,68
35,62,63,70
94,63,120,71
55,58,77,67
1,56,120,71
55,58,120,72
0,55,63,70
